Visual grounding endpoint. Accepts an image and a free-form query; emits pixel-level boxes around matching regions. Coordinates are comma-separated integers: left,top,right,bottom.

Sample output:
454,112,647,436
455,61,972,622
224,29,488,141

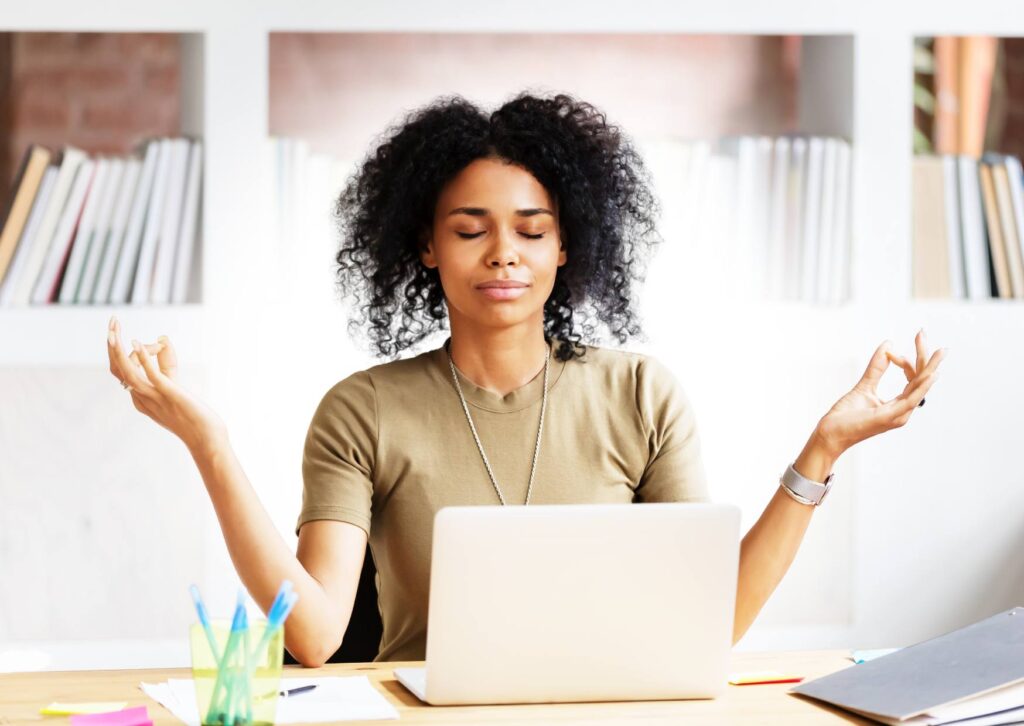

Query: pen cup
189,619,284,726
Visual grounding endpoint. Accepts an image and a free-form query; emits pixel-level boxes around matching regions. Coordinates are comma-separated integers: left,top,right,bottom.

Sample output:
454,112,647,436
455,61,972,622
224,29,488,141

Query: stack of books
0,137,203,307
913,153,1024,300
678,135,852,304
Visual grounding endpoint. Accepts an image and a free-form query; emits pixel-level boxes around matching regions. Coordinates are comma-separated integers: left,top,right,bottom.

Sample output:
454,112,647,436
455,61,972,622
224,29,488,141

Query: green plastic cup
189,618,284,726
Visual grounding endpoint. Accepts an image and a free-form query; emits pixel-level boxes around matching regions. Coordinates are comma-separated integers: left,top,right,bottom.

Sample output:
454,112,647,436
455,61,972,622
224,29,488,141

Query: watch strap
780,462,833,506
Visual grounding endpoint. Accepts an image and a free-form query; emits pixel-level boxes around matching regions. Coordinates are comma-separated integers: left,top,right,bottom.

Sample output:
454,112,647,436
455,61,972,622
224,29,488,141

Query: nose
485,228,519,268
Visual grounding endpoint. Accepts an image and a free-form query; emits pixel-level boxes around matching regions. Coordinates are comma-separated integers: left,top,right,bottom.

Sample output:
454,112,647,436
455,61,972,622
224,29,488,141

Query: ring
918,397,926,408
121,380,133,392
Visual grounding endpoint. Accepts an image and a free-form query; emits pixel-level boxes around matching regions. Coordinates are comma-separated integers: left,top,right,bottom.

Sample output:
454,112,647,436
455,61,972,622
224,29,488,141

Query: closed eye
456,231,546,240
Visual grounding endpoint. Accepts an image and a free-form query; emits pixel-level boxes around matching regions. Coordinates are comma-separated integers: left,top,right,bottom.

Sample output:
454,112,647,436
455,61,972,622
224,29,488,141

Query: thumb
156,335,179,379
857,340,893,392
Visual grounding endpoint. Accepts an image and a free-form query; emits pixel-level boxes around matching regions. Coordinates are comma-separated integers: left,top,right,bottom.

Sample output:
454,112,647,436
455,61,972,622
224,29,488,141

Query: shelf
5,2,1024,36
0,303,205,366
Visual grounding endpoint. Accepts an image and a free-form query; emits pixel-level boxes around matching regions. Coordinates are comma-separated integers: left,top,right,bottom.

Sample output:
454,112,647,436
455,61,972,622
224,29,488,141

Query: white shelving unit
3,0,1023,668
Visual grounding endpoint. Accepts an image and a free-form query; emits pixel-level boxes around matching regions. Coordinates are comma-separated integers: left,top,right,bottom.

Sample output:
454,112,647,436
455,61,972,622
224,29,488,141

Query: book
151,138,191,304
790,607,1024,725
829,140,852,304
0,166,57,305
988,154,1024,299
9,146,86,305
110,139,161,304
1004,156,1024,299
815,138,838,304
766,137,790,300
30,158,96,304
130,138,173,303
941,155,966,298
91,158,142,304
77,159,126,304
784,137,807,300
912,155,951,298
0,145,51,285
171,140,203,304
978,160,1012,298
800,137,825,302
57,158,111,304
957,155,993,299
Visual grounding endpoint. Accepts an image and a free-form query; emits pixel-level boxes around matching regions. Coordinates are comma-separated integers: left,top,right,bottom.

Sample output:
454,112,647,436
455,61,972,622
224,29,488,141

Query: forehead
435,157,554,214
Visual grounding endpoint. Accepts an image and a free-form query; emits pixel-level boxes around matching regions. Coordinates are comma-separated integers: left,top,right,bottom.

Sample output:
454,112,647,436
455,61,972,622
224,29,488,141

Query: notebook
790,607,1024,725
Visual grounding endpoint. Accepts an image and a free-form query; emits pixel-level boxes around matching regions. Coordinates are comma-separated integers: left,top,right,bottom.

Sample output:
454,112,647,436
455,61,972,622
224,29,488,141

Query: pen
189,584,222,662
255,683,317,701
281,684,317,697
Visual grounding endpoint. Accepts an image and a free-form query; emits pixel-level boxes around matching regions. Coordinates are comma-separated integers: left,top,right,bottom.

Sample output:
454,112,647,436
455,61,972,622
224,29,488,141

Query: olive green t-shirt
295,337,710,662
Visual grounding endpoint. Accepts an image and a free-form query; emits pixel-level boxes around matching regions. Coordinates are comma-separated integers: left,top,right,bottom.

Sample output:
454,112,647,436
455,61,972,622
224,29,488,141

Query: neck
447,316,549,397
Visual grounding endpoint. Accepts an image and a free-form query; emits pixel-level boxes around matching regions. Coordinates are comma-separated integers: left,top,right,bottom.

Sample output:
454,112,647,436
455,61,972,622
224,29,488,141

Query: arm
194,439,367,667
731,331,946,644
106,316,363,667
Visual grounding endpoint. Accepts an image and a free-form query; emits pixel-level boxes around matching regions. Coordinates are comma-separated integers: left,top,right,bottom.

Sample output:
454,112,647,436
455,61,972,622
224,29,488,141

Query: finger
133,339,172,392
108,323,157,397
915,329,928,374
857,340,893,392
156,335,179,380
895,347,947,401
886,351,916,384
890,371,939,417
128,342,165,369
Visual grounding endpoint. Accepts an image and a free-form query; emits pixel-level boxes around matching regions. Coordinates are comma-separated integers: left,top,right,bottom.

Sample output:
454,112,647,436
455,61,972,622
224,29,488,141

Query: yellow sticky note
40,702,129,716
728,671,804,685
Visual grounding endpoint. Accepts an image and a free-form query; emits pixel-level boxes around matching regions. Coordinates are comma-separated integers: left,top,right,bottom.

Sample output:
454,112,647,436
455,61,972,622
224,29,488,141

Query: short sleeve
295,370,377,536
633,355,711,503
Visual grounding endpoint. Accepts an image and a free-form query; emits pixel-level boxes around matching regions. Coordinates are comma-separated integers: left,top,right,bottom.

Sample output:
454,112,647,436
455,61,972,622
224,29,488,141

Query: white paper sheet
140,675,399,724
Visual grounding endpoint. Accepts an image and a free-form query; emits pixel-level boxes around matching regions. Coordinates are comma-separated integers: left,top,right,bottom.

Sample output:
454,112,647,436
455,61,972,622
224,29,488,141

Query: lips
475,279,530,300
476,280,529,289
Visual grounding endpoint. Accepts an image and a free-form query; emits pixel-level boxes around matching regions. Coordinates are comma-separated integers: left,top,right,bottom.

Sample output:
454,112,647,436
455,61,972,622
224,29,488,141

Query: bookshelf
3,0,1024,665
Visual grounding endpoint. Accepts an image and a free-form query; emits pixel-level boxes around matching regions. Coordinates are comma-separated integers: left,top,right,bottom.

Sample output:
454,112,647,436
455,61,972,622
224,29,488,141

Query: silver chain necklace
446,342,550,506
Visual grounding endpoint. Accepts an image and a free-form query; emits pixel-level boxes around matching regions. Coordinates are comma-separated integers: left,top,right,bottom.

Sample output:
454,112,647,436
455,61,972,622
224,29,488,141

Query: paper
40,702,129,715
140,676,399,724
70,705,151,726
729,671,803,685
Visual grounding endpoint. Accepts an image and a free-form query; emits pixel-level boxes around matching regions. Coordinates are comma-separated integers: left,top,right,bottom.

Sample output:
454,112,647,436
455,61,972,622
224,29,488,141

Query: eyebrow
447,206,554,218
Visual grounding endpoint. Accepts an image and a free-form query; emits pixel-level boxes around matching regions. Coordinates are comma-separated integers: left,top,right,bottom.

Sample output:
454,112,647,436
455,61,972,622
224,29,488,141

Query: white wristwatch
779,462,833,506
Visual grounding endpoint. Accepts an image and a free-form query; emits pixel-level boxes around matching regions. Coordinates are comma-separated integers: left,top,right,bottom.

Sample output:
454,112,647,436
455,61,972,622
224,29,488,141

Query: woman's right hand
106,315,227,458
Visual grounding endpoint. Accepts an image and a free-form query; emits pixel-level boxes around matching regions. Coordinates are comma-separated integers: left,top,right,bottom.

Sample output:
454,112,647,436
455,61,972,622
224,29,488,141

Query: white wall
2,0,1023,671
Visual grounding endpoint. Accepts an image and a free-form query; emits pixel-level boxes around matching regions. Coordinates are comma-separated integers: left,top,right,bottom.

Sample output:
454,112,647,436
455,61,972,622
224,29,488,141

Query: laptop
394,501,741,705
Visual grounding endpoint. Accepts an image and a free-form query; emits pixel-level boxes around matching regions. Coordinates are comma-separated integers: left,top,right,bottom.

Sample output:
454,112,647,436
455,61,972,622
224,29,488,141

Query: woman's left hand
813,329,946,460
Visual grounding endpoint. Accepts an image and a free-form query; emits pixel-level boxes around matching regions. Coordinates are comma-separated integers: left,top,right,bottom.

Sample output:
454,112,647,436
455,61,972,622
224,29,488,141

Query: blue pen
206,593,247,725
189,584,222,662
247,585,298,674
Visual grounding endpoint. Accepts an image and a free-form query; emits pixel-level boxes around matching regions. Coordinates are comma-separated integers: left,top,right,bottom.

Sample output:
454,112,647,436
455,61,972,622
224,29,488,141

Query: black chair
283,543,383,665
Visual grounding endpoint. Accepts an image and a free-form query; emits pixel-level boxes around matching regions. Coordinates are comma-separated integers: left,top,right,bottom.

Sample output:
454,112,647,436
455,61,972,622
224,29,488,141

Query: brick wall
268,33,800,160
0,32,181,203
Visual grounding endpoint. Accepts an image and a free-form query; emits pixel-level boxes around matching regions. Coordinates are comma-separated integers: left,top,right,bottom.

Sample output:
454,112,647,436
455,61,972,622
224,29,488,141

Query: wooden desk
2,649,870,725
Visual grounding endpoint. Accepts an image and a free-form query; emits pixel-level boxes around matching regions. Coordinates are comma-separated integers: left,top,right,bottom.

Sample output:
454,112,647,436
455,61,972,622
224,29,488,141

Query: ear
419,228,438,269
557,240,567,267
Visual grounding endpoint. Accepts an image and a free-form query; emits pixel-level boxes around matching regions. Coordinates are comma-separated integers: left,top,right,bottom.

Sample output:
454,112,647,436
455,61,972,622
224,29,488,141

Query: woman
106,92,944,667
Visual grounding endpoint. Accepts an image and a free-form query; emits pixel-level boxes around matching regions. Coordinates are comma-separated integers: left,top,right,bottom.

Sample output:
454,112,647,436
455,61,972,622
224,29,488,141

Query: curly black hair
333,90,662,362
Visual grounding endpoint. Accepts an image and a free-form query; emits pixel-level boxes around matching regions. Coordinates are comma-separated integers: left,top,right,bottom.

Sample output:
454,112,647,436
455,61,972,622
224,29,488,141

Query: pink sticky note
70,705,151,726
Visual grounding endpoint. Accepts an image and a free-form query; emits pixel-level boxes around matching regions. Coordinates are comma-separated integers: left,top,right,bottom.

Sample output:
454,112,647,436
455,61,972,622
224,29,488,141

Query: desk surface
2,649,870,725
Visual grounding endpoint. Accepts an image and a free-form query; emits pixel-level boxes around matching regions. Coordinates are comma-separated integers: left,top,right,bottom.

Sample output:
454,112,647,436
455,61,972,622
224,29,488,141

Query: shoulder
315,344,440,413
564,342,681,394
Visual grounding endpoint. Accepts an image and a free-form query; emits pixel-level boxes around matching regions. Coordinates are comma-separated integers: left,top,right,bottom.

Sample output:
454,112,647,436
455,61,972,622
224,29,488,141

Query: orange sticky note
729,670,804,685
